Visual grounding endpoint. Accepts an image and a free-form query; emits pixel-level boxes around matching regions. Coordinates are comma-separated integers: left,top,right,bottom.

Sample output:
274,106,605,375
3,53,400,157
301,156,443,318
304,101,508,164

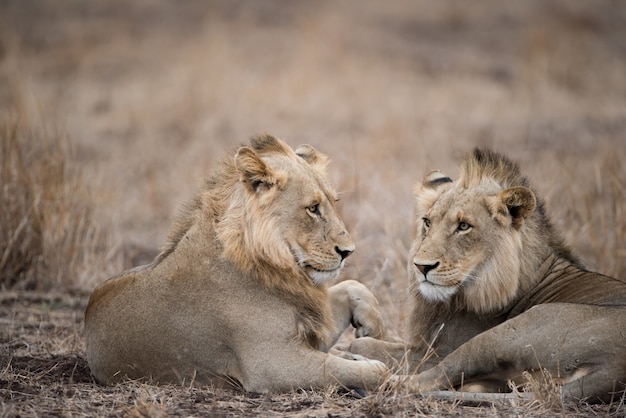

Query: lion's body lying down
350,148,626,402
85,135,387,393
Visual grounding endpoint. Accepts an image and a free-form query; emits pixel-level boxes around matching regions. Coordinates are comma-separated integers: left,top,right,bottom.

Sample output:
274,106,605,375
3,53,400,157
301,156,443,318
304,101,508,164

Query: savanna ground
1,1,626,416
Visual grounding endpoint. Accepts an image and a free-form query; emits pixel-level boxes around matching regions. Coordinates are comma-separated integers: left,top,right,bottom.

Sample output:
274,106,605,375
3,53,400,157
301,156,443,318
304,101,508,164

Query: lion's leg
324,280,385,351
318,351,389,392
239,344,388,393
347,337,426,372
412,304,626,401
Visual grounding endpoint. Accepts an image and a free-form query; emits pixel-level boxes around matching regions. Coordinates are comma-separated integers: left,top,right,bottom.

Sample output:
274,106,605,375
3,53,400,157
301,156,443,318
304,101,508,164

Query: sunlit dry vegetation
0,118,118,291
1,0,625,416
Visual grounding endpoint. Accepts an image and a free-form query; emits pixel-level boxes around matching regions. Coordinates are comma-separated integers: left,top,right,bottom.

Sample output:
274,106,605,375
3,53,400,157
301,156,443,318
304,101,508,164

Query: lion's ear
415,170,453,197
422,170,453,189
235,147,285,193
488,186,536,229
414,171,453,215
295,144,329,170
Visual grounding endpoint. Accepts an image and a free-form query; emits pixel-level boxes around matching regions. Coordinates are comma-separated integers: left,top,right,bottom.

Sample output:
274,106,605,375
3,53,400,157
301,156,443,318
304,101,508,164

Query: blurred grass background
1,0,625,334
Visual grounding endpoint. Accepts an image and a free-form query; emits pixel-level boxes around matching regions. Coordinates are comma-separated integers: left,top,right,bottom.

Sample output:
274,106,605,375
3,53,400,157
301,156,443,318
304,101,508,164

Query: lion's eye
422,218,431,229
457,221,471,232
307,204,320,216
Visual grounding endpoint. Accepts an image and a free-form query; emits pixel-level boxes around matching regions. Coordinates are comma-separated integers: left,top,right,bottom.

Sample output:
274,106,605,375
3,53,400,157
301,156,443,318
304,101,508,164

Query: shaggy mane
408,147,588,343
156,133,291,264
458,147,583,274
459,148,531,189
154,157,238,265
153,134,333,346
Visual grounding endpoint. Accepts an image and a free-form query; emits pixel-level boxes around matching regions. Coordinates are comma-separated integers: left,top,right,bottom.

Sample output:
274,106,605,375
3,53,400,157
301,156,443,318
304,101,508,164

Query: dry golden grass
0,117,121,291
1,0,626,416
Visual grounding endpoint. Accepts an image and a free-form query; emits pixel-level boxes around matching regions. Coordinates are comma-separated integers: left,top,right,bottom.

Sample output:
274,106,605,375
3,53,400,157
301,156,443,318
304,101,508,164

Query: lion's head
226,135,354,285
162,134,354,288
408,148,543,313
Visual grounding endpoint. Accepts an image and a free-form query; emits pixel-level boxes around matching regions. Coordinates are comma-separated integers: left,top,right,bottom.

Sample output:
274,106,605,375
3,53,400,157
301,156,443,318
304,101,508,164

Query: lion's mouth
422,278,448,287
289,244,343,284
414,267,462,302
303,263,341,274
302,263,343,285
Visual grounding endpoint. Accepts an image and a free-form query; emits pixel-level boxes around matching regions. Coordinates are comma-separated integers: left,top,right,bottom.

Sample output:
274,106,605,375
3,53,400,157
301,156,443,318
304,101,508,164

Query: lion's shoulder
509,258,626,316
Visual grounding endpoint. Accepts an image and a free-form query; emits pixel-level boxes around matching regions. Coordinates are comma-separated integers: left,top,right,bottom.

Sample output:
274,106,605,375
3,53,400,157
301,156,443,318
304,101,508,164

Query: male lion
349,148,626,402
85,134,388,393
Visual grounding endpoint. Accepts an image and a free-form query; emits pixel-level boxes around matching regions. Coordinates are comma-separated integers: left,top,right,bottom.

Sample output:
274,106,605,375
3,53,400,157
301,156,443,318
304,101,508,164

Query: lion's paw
342,281,385,339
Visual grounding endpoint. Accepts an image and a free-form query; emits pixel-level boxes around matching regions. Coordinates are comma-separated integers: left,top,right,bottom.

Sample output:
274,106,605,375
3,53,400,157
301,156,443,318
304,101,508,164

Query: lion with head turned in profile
85,134,388,393
349,148,626,402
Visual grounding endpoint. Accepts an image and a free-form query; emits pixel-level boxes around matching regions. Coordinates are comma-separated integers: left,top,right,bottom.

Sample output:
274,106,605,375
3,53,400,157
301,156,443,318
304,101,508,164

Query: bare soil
2,295,622,416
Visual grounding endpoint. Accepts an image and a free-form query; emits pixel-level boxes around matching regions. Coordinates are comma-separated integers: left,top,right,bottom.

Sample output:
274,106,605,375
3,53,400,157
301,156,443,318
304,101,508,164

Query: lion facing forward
350,148,626,402
85,135,387,392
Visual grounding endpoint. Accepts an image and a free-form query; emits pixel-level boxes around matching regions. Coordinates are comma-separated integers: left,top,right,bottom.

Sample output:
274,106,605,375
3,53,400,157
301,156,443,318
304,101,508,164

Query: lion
348,148,626,402
84,134,388,393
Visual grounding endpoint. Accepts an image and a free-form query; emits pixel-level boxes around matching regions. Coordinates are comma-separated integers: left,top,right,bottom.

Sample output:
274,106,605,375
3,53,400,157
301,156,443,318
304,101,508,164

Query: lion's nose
335,246,354,261
415,261,440,276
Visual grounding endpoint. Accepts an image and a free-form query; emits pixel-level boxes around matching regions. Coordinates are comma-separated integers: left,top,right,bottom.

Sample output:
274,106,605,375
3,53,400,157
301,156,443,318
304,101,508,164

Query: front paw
348,335,376,356
351,315,383,339
344,281,385,339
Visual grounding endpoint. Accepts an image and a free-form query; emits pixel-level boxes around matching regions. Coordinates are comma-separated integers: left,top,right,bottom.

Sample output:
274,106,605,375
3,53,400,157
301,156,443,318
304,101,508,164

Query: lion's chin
304,265,342,286
418,281,458,302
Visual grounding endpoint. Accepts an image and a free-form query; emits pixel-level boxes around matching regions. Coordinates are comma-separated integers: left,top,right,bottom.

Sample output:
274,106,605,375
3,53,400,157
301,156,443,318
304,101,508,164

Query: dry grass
0,117,120,291
1,0,626,416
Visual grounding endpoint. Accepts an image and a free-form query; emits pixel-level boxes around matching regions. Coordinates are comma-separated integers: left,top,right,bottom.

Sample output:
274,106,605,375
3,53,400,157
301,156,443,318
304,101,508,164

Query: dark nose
415,261,440,276
335,246,353,261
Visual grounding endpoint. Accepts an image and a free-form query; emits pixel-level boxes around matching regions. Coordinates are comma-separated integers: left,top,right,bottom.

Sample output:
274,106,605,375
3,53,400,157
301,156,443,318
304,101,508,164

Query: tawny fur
350,148,626,402
85,134,387,392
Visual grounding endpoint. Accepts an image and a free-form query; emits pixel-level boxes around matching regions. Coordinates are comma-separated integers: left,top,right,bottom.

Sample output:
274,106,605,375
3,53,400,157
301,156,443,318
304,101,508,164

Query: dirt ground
1,292,621,417
2,0,626,416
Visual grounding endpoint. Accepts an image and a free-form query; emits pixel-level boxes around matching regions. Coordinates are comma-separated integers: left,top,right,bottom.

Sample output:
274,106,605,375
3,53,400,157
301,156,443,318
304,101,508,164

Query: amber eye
422,218,431,229
457,221,471,232
307,204,320,216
